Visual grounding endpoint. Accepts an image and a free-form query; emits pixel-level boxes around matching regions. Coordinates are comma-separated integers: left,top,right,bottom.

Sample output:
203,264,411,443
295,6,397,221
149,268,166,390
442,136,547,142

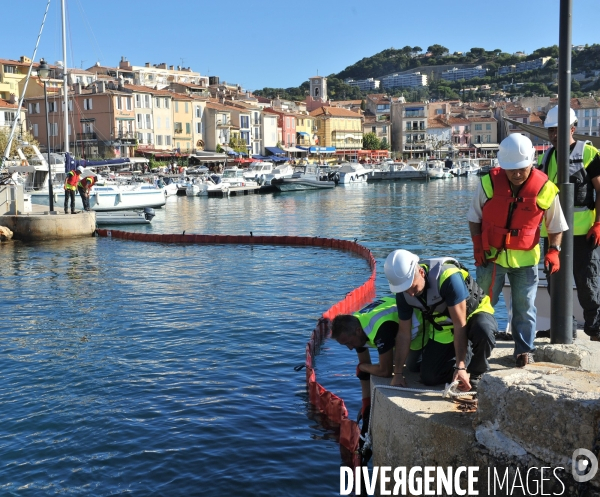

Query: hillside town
0,54,599,164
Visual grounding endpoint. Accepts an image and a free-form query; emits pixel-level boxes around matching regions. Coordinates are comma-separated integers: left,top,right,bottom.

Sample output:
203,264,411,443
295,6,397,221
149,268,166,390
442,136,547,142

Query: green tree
412,46,422,54
229,136,248,155
362,132,381,150
427,44,449,57
470,47,486,58
0,128,39,160
380,137,390,150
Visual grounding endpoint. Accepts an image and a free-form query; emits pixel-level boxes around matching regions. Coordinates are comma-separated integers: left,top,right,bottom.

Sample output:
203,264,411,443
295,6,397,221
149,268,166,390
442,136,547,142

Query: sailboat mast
61,0,69,153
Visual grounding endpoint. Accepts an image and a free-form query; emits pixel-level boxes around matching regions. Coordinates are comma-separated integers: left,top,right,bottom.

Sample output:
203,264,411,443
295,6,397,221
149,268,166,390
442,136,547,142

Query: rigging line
1,0,52,167
73,0,105,65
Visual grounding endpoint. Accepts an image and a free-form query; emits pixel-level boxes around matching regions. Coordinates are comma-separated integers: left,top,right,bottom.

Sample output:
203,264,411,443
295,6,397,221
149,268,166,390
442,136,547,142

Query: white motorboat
449,159,481,177
274,164,336,192
426,160,453,179
221,167,259,188
30,182,166,211
369,161,427,181
243,161,275,181
185,176,214,197
95,207,156,225
502,263,583,333
336,163,370,184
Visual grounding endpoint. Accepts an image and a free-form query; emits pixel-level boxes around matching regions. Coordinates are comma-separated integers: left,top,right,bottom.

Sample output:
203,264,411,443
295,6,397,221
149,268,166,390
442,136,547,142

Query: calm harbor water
0,177,508,496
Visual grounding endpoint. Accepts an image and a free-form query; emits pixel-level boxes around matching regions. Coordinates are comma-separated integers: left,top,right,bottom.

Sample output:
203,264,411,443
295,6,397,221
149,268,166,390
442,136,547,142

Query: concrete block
475,365,600,485
371,376,478,470
537,337,600,372
0,212,95,241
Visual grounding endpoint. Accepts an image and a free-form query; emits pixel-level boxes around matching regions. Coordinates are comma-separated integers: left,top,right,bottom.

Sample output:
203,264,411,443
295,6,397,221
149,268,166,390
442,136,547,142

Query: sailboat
7,0,165,211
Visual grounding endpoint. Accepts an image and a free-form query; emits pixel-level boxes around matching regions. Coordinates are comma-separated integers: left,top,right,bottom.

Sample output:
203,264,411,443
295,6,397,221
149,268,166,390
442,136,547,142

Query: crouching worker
331,297,423,463
384,249,497,391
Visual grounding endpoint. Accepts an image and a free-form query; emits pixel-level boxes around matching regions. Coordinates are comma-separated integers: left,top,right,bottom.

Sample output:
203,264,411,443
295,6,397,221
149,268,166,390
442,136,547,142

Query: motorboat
185,175,214,196
243,161,275,181
369,161,427,181
426,160,453,179
95,207,156,225
336,163,370,184
221,167,258,188
30,182,166,211
502,263,583,333
274,164,336,192
448,159,481,177
260,164,295,192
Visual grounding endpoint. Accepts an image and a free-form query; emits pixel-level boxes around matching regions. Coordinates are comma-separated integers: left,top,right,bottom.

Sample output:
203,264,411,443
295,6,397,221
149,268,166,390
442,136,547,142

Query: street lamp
38,58,54,212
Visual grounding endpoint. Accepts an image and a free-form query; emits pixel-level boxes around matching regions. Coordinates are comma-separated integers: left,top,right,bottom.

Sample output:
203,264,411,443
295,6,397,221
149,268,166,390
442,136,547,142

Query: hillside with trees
254,44,600,102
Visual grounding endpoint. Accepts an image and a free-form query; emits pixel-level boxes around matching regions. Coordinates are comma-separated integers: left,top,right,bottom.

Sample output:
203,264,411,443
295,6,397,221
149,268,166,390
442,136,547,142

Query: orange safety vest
481,167,548,252
64,171,80,191
78,176,96,190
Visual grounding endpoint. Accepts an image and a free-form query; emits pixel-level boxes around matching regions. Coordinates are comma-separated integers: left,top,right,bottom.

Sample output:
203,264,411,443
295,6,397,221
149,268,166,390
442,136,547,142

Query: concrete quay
370,335,600,496
0,202,96,241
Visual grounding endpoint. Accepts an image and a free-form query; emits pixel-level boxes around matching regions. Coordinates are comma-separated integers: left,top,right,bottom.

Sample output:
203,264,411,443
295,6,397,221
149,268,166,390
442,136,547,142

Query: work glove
544,248,560,274
356,363,371,381
471,234,486,267
586,222,600,248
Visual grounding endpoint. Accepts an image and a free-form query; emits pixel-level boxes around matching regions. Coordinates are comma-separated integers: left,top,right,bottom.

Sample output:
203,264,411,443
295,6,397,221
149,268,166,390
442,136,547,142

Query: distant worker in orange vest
77,173,97,212
64,166,82,214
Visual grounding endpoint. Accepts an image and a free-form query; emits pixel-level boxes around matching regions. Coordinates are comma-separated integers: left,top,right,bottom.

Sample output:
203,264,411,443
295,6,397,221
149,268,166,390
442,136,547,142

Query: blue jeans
476,263,538,356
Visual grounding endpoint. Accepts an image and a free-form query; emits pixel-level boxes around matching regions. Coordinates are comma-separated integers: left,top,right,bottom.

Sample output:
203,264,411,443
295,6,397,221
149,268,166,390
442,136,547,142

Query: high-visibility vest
402,258,494,344
78,176,96,190
480,168,557,268
353,297,425,350
64,171,80,191
539,140,598,235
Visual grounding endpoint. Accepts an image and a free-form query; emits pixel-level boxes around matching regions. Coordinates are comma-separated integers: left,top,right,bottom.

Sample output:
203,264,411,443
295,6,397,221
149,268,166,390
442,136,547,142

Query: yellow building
295,114,315,147
172,93,194,152
309,106,363,151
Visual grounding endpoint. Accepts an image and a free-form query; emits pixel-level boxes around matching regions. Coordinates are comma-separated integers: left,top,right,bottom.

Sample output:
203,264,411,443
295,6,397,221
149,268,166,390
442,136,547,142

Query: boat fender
117,192,122,204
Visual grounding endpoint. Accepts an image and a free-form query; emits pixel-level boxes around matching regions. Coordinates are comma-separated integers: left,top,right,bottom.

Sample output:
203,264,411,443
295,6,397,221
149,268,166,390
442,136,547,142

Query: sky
6,0,599,93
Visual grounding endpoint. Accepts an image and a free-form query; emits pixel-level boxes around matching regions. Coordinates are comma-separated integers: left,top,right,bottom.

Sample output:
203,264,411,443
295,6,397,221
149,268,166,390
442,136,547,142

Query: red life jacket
65,171,80,190
481,167,548,252
79,176,96,189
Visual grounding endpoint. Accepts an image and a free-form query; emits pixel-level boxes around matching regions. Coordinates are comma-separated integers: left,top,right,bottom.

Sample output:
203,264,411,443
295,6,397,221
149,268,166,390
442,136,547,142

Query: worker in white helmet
468,133,568,366
539,106,600,342
383,249,497,392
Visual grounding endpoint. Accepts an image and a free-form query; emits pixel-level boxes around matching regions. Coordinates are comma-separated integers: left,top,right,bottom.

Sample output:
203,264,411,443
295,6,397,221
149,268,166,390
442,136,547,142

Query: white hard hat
497,134,535,170
77,166,84,172
544,106,577,128
384,249,420,294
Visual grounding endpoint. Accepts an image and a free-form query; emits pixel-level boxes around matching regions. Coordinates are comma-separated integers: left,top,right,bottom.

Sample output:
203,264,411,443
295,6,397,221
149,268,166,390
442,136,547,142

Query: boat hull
276,179,335,191
31,187,166,211
95,211,153,225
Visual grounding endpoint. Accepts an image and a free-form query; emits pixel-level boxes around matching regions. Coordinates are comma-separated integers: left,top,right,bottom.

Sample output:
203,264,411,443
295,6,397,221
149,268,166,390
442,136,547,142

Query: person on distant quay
468,133,568,366
64,166,82,214
538,107,600,342
383,249,497,392
77,173,97,212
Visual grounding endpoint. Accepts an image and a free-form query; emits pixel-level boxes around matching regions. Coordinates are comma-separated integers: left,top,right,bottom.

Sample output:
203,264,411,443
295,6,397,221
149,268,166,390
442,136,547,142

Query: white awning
283,146,305,152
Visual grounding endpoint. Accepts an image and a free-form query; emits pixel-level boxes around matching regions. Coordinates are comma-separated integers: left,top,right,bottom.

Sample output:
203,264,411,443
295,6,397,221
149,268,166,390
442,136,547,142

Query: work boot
591,334,600,342
72,210,79,214
64,210,68,214
469,373,483,391
515,352,535,368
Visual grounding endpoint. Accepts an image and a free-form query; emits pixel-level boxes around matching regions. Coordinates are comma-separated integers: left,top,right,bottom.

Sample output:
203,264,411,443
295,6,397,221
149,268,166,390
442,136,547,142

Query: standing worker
64,166,83,214
468,134,568,366
383,249,497,391
539,106,600,342
77,173,97,212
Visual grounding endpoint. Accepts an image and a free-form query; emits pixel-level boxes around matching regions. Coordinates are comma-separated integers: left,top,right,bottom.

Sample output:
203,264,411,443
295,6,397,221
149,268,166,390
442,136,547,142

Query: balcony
403,111,425,118
77,132,97,141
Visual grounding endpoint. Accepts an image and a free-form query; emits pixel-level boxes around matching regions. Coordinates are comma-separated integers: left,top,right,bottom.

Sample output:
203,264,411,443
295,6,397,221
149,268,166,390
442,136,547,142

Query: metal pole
551,0,574,344
61,0,69,153
43,81,55,212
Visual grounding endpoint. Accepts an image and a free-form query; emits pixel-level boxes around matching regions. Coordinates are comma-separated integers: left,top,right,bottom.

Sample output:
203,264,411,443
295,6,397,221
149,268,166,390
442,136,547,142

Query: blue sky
7,0,598,92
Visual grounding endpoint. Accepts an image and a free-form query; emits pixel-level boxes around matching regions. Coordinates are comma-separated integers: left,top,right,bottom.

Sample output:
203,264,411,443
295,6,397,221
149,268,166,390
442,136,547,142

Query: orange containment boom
95,229,377,470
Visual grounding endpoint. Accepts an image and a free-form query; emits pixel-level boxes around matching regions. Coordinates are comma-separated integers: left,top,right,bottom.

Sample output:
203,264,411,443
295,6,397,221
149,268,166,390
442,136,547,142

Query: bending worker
331,298,417,422
539,107,600,342
384,249,497,391
77,173,97,212
468,133,568,367
63,166,82,214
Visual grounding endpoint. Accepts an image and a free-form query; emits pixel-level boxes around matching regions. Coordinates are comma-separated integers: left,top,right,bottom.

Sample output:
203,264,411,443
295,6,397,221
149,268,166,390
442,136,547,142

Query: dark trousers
78,186,90,211
545,236,600,336
406,312,497,386
64,189,76,213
